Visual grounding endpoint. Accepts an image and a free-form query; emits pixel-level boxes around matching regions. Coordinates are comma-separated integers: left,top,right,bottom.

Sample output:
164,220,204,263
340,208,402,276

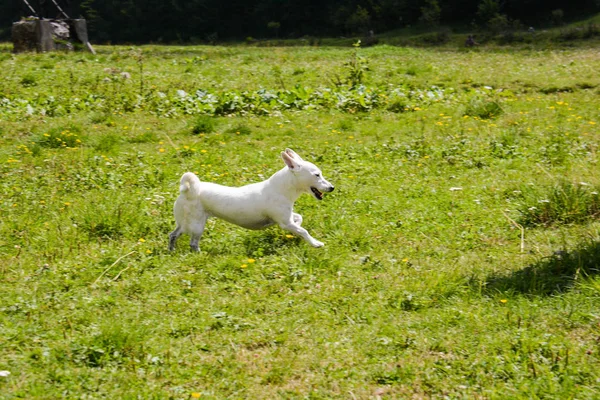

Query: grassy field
1,42,599,399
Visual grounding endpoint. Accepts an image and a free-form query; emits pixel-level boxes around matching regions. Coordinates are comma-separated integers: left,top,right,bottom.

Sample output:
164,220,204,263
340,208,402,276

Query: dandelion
159,148,165,153
285,234,294,239
191,393,202,399
201,149,207,153
64,202,71,206
138,238,146,243
500,299,508,304
402,258,409,263
247,258,256,263
145,249,152,254
241,264,248,269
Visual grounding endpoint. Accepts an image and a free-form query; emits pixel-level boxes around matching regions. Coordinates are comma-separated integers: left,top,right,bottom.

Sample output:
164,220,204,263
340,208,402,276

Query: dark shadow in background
484,240,600,296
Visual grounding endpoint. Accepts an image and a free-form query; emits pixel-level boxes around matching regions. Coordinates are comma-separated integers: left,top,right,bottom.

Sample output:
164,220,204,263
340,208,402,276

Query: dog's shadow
241,231,301,256
483,240,600,296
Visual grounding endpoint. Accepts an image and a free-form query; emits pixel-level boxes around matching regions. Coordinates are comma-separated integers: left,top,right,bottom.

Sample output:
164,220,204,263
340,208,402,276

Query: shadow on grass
484,240,600,296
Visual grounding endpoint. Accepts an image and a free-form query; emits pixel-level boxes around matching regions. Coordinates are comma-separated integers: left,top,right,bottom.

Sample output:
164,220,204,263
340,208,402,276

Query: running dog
169,149,334,252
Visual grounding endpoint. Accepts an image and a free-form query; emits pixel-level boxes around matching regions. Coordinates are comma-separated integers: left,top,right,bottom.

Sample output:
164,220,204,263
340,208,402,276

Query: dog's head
281,148,334,200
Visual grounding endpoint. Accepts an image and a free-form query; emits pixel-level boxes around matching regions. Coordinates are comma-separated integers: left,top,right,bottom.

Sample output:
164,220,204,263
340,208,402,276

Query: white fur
169,148,334,252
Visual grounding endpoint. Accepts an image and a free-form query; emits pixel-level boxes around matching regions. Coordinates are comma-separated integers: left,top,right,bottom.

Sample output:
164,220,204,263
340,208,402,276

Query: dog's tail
179,172,201,198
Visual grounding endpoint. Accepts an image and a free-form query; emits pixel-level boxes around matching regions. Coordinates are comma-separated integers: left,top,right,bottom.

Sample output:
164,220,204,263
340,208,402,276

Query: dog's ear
285,148,303,161
282,151,301,170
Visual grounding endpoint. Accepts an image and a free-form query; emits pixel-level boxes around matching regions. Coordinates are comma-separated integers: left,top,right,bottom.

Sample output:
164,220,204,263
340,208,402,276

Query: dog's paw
311,240,324,248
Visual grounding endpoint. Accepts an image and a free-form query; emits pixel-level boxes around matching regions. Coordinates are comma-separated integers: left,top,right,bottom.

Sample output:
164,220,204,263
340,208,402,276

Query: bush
20,74,37,87
345,6,371,35
387,98,409,113
514,181,600,227
37,125,83,148
419,0,441,27
415,30,451,45
191,115,216,134
551,9,564,26
464,98,503,119
94,133,121,153
558,24,600,42
226,123,252,135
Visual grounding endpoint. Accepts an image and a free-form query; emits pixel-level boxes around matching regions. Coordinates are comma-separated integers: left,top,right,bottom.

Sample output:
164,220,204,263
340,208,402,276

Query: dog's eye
314,173,321,177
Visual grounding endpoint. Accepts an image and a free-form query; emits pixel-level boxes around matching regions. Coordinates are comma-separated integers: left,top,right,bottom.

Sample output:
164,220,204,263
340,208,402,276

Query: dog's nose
329,186,335,192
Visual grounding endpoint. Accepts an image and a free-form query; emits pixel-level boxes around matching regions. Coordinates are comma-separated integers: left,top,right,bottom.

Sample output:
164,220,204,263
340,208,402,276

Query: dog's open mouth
311,187,323,200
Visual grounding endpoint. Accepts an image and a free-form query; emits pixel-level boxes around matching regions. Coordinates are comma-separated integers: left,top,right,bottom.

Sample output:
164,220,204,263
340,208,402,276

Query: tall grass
515,181,600,227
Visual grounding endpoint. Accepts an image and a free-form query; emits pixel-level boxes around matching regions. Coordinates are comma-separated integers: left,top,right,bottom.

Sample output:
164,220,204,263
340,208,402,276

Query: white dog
169,149,334,252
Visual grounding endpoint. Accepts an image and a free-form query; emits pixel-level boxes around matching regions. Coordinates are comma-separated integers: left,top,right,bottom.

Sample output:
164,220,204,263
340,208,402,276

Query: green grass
0,43,599,399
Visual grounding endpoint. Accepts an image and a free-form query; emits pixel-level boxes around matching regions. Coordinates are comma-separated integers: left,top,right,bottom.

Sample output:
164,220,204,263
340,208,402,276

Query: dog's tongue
311,187,323,199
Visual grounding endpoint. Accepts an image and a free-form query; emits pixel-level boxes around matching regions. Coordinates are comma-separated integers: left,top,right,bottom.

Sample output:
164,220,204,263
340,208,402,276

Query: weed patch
514,181,600,227
226,123,252,136
464,97,503,119
191,115,216,134
36,125,83,148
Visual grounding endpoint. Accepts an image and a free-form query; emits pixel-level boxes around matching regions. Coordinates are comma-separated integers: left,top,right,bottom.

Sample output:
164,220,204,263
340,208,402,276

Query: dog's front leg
293,213,303,226
189,216,207,252
279,221,324,248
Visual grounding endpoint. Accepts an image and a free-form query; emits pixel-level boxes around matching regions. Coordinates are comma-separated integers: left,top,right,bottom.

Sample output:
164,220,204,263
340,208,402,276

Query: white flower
449,187,463,191
0,371,10,377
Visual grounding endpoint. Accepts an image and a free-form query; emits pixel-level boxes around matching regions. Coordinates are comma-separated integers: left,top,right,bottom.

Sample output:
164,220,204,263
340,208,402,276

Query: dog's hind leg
189,216,207,252
168,225,183,251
